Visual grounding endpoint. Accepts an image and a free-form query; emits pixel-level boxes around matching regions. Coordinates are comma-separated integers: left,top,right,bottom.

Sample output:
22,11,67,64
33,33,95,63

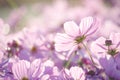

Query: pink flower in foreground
55,16,99,58
12,59,44,80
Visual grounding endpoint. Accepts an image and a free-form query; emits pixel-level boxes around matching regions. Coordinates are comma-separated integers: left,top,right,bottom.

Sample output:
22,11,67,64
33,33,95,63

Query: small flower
91,32,120,57
12,59,44,80
17,29,47,60
63,66,85,80
55,16,99,59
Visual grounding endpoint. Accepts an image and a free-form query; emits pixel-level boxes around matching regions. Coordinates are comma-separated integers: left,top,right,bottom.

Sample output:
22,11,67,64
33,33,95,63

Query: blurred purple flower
99,53,120,80
17,29,48,60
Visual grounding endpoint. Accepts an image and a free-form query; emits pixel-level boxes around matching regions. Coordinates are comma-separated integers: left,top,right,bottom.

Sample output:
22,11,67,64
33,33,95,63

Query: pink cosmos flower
63,66,85,80
91,32,120,58
55,16,99,59
91,33,120,79
17,28,48,60
12,59,44,80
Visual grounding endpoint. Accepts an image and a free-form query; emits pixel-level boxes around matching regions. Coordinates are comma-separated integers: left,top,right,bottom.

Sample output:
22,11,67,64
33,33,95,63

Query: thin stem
65,59,71,68
82,42,95,65
65,51,76,68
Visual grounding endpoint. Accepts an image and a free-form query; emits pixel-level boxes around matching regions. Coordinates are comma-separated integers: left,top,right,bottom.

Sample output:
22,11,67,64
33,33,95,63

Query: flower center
6,40,21,57
22,77,29,80
105,40,112,46
75,36,86,44
31,46,37,53
108,49,118,56
105,40,118,56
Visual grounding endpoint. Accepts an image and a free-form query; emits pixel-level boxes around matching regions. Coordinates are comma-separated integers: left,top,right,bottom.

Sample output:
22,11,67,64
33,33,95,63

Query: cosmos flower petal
79,16,98,36
70,66,85,80
91,37,107,54
30,59,45,78
54,33,73,44
64,21,79,37
55,42,75,52
12,60,30,80
110,32,120,46
66,45,78,60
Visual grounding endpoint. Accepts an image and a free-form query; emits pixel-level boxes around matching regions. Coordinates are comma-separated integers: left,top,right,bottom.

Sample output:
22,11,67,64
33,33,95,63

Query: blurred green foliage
0,0,53,8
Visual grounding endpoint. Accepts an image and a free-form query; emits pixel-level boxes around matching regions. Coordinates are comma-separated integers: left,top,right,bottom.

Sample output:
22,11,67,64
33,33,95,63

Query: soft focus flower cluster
0,0,120,80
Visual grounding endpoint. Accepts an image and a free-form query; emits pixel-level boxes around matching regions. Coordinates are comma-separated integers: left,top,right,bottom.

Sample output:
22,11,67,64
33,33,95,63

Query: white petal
54,33,73,44
79,16,98,36
55,42,75,52
64,68,70,76
70,66,85,80
66,45,78,60
110,32,120,45
91,37,107,55
64,21,79,37
41,74,50,80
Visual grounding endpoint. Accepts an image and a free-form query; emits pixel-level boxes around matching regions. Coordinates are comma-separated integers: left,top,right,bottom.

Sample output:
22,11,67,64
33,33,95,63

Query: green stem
82,42,95,65
65,51,76,68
